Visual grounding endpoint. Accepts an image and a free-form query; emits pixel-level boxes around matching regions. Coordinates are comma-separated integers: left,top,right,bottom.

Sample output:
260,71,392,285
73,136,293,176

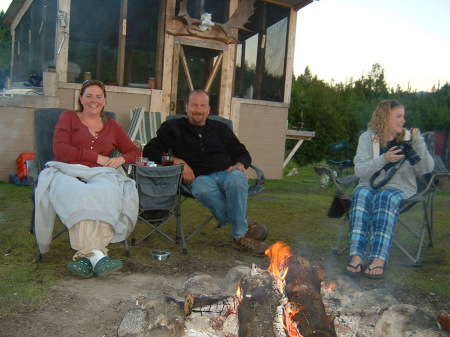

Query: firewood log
284,255,337,337
238,266,286,337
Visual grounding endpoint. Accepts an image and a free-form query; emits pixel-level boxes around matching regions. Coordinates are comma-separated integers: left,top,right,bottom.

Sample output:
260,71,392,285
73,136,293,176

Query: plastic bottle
84,72,91,81
148,77,156,89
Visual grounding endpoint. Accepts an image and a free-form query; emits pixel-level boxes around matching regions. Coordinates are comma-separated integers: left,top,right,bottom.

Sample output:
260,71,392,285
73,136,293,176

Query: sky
295,0,450,92
2,0,449,92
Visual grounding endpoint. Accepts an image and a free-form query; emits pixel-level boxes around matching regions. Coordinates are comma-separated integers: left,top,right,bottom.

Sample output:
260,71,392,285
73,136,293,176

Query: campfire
184,241,336,337
118,241,449,337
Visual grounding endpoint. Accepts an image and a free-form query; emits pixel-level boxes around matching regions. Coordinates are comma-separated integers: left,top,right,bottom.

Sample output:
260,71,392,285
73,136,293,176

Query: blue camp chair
327,140,354,178
29,108,130,261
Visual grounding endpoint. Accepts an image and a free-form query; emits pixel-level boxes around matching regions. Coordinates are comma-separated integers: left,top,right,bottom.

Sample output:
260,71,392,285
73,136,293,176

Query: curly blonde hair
368,100,406,147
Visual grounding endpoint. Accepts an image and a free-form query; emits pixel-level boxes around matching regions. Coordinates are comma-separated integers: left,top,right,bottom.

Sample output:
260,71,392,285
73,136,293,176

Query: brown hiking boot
233,236,269,257
246,219,268,242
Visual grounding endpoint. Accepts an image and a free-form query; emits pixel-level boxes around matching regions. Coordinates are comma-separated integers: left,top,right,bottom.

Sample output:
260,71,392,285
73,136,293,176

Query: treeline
0,11,12,73
287,63,450,166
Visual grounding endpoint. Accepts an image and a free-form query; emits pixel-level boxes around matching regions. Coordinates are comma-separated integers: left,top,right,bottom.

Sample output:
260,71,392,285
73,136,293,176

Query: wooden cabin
0,0,314,182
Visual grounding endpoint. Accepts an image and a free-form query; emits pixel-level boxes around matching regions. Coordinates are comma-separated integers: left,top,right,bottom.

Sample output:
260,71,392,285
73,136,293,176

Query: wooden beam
283,8,297,104
155,0,167,90
55,0,70,83
179,46,194,92
204,52,223,93
116,0,127,86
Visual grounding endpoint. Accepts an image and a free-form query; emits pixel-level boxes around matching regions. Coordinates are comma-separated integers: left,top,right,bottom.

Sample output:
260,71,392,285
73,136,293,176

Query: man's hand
174,158,196,185
227,162,249,180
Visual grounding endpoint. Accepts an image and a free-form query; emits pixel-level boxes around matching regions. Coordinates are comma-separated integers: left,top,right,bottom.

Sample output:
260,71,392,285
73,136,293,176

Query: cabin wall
0,106,35,182
233,98,288,180
0,88,163,182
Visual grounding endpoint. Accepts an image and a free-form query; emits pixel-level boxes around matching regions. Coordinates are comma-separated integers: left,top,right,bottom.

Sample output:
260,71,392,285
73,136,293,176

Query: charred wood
184,293,237,318
238,266,286,337
284,255,337,337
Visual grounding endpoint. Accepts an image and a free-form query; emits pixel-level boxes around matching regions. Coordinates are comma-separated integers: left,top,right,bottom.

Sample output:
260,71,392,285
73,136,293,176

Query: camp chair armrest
249,164,265,195
427,170,450,192
336,174,358,187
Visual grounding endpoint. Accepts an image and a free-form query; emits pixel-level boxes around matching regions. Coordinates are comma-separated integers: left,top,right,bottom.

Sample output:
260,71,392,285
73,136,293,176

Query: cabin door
170,37,227,115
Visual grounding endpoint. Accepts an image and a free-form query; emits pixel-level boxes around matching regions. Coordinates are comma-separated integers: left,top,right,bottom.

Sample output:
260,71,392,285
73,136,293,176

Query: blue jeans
188,169,248,238
349,186,407,263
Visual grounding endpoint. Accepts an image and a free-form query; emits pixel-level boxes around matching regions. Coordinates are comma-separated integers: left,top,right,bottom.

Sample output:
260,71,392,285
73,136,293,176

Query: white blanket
34,161,138,253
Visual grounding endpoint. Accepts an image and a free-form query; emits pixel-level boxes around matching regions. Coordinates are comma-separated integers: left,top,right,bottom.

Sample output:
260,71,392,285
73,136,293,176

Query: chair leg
35,244,42,262
185,214,215,242
394,200,432,267
426,193,434,248
332,216,349,256
124,239,130,257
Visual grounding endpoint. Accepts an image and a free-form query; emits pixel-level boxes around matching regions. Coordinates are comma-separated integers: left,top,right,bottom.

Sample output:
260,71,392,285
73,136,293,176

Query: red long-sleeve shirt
53,110,140,167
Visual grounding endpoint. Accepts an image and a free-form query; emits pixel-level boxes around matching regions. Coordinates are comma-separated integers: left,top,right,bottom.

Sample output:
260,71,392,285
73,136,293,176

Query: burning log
237,265,286,337
284,255,337,337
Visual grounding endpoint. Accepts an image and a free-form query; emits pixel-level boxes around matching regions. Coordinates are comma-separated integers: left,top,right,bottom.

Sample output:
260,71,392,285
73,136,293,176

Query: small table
284,129,316,168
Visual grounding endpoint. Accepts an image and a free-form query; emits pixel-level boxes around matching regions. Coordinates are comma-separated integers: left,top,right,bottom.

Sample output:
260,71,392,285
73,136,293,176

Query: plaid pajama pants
349,186,407,263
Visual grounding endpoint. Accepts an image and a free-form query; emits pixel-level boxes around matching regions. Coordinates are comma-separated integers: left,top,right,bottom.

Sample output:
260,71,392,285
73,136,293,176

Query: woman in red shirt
37,80,140,278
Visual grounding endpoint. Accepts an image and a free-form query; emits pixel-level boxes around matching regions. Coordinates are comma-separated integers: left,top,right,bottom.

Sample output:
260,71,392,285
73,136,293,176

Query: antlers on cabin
177,0,255,43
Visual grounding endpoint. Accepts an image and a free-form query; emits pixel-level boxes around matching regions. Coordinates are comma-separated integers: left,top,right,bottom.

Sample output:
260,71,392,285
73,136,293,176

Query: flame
321,281,337,295
266,241,303,337
284,302,302,337
236,284,242,300
232,282,243,315
266,242,292,275
328,281,337,292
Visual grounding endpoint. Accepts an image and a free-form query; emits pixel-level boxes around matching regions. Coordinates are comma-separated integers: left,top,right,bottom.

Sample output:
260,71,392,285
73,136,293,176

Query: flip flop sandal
345,263,364,277
364,265,385,279
93,257,122,277
66,258,94,278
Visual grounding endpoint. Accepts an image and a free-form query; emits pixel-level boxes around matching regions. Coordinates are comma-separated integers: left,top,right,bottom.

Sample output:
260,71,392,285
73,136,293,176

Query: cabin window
11,0,57,84
68,0,161,86
68,0,120,84
235,1,289,102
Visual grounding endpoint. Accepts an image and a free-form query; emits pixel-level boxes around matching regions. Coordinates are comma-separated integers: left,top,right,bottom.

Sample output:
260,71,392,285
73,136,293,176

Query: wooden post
116,0,128,86
56,0,70,83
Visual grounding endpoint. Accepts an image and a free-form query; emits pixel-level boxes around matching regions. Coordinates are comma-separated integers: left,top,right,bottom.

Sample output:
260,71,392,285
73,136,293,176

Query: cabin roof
3,0,313,25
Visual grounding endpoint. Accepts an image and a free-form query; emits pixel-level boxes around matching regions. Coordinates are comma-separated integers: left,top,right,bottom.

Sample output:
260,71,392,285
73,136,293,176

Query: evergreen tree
0,10,12,74
288,64,449,166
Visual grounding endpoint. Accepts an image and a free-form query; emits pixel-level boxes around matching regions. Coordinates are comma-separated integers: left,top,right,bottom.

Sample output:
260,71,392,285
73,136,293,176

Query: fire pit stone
373,304,446,337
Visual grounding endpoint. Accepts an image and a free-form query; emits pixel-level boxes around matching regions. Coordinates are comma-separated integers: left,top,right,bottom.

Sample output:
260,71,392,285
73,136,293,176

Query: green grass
0,164,449,317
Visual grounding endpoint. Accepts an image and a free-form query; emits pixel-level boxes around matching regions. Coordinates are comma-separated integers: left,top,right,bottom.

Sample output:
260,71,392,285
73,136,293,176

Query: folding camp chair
165,114,265,249
128,107,162,149
314,151,450,266
327,140,354,178
130,164,185,251
29,108,130,261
